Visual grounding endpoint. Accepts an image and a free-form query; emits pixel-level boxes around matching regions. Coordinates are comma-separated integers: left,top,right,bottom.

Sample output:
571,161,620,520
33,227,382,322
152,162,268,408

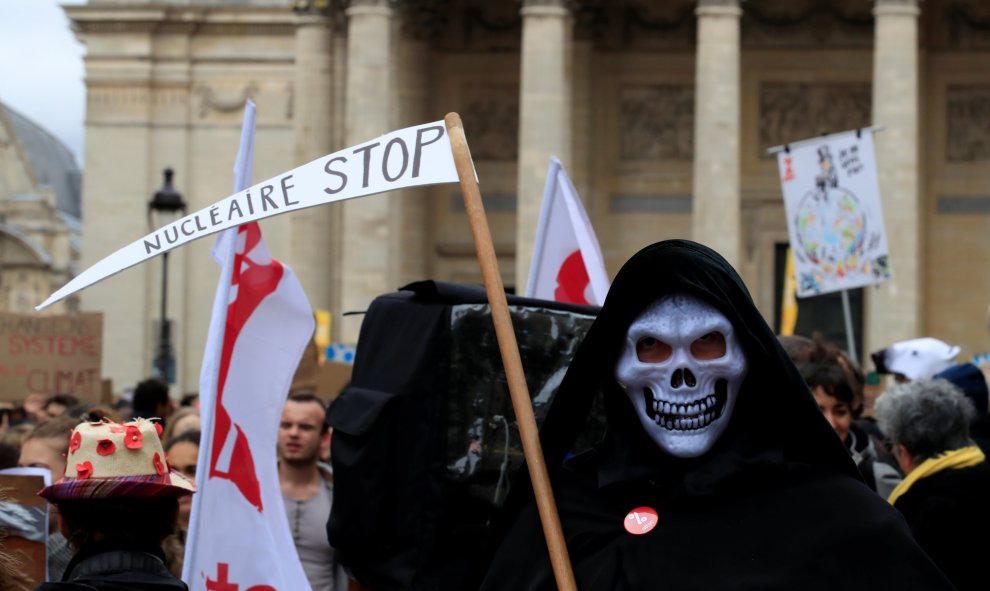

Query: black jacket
36,543,187,591
894,460,990,591
480,240,954,590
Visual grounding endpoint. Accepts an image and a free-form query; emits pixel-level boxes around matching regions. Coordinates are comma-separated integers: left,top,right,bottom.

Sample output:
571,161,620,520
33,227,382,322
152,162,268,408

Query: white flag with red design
183,100,315,591
525,157,609,306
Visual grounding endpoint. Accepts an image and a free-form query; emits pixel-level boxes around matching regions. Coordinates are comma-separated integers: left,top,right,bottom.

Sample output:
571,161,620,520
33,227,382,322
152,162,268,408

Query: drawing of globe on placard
794,187,866,292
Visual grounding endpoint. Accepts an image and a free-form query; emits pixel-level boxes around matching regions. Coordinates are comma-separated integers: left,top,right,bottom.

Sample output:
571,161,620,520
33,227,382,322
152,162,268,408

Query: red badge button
624,506,658,535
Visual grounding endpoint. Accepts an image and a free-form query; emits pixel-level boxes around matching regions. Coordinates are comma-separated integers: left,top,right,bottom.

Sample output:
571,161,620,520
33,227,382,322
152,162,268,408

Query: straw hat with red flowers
39,418,195,501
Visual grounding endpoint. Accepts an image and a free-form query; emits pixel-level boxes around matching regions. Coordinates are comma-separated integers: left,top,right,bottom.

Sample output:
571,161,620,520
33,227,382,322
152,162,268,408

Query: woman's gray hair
874,378,975,463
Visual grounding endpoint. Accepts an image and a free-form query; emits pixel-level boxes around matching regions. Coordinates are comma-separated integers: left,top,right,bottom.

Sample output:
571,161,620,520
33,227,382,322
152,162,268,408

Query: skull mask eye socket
636,337,672,363
635,332,725,363
690,332,726,360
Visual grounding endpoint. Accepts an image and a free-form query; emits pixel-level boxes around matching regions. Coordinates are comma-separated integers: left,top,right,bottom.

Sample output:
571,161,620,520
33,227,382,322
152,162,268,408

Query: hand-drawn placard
37,120,462,310
777,128,892,297
0,312,103,402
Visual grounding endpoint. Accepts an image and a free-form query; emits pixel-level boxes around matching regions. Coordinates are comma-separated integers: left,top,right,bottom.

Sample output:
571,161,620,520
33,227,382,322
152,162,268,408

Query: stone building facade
0,102,81,315
66,0,990,395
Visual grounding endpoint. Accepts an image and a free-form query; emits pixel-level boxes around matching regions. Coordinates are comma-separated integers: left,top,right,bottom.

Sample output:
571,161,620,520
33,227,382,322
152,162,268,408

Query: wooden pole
444,112,578,591
841,289,859,365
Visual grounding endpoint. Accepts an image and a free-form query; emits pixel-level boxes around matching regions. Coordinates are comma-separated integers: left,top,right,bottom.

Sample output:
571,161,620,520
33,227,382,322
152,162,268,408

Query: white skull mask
615,293,748,458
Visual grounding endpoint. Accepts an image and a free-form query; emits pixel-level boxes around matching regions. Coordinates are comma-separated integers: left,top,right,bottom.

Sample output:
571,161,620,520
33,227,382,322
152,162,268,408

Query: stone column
691,0,742,267
292,9,337,315
341,0,392,342
516,0,572,292
392,32,432,287
867,0,921,353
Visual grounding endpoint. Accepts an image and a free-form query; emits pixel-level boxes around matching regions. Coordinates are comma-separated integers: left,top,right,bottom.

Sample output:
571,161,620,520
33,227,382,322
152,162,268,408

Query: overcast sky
0,0,86,167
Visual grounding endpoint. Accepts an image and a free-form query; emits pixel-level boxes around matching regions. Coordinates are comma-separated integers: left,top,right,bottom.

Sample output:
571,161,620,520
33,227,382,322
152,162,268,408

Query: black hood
539,239,860,493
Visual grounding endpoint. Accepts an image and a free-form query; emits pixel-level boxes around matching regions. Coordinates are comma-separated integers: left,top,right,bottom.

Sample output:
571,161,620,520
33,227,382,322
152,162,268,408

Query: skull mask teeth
615,293,748,458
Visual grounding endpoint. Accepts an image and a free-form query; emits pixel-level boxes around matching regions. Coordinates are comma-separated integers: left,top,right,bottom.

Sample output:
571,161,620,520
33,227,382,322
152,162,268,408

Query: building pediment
0,224,53,268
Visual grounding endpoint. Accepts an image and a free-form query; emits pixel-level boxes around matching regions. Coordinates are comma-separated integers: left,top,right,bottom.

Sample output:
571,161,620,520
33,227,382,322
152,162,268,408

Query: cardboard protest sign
315,361,353,401
0,312,102,402
291,335,354,401
290,336,321,392
37,120,462,311
0,468,51,586
777,128,892,297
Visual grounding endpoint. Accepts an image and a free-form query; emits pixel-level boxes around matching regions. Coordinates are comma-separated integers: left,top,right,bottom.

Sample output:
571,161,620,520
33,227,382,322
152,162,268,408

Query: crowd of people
0,378,350,591
0,379,203,588
2,239,990,590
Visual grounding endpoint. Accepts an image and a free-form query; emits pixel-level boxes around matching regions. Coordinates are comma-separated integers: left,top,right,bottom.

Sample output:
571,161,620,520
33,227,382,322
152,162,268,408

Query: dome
0,100,81,219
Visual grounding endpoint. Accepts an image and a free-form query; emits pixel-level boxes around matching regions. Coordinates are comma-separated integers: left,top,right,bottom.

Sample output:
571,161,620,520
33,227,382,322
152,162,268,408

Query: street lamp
148,168,186,384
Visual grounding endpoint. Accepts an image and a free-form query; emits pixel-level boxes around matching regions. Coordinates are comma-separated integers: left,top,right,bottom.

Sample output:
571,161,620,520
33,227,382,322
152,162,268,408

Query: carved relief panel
426,1,521,52
946,85,990,162
759,82,871,157
742,0,873,48
589,1,695,51
458,84,519,161
194,82,259,118
619,85,694,161
930,0,990,51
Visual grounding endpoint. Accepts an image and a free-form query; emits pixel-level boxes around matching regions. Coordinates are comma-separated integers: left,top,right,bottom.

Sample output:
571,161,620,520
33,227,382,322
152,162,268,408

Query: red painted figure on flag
209,222,283,512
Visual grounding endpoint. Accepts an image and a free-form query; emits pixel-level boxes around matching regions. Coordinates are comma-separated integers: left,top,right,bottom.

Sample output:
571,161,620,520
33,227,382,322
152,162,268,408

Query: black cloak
479,240,954,591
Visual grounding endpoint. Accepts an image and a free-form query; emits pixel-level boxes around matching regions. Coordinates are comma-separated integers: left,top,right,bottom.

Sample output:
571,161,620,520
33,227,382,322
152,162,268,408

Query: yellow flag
780,248,798,336
314,309,332,361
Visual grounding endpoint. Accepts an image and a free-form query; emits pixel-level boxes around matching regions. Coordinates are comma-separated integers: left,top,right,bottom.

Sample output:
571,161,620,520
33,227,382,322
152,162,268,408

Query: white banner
36,120,460,310
183,101,315,591
524,157,609,306
777,128,892,297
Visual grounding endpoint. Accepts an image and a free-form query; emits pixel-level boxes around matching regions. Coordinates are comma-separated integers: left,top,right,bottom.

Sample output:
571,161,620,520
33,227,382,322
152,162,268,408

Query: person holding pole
480,240,953,590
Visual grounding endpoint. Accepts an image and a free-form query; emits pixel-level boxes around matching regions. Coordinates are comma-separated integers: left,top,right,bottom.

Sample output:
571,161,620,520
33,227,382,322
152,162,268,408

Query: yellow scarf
888,445,985,506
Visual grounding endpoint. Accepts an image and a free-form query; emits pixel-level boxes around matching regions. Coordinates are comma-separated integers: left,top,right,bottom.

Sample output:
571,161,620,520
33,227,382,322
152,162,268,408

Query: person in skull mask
478,240,953,590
